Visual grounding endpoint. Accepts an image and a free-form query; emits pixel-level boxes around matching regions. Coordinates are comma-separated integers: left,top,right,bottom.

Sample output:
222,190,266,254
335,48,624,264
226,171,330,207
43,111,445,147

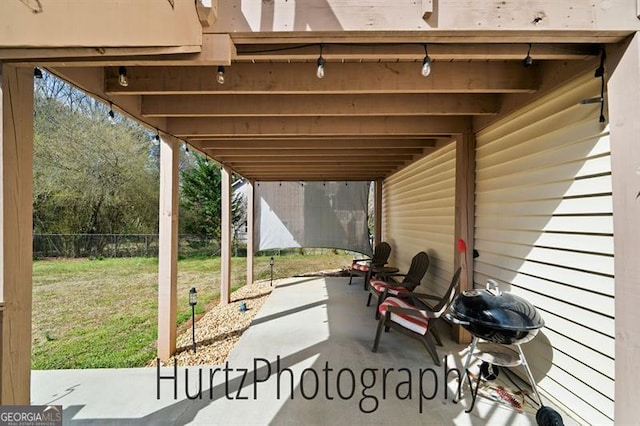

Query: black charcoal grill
449,281,563,425
449,280,545,345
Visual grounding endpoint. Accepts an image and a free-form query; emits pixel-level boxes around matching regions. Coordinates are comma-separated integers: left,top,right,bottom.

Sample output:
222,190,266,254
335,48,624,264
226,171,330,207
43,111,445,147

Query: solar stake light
269,257,275,286
189,287,197,353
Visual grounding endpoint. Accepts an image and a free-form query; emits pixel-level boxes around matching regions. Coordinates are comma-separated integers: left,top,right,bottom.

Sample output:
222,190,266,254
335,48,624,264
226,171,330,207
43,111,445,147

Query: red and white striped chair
372,268,461,366
348,242,391,290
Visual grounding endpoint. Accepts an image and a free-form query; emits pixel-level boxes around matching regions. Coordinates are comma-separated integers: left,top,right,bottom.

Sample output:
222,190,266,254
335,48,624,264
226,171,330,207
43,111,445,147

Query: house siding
474,74,614,424
383,142,456,295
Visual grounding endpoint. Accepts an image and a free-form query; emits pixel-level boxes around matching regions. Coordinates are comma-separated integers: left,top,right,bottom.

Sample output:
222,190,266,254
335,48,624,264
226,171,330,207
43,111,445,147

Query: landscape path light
189,287,197,353
270,257,275,286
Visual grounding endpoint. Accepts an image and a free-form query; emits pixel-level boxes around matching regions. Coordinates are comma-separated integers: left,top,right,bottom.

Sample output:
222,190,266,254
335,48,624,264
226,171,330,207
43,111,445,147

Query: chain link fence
33,234,226,259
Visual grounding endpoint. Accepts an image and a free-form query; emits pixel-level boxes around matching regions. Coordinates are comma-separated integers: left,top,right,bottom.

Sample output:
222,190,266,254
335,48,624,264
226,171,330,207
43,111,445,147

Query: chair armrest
396,292,439,311
388,273,407,277
410,292,441,301
386,304,438,319
373,278,403,290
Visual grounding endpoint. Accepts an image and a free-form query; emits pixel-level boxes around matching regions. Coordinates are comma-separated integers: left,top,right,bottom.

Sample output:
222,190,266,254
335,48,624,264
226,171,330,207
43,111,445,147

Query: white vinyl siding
474,74,614,425
383,142,456,295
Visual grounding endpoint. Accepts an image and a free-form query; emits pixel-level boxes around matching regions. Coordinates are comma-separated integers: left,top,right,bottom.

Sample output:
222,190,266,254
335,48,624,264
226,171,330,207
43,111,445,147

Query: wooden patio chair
367,251,430,319
348,241,392,290
371,267,462,366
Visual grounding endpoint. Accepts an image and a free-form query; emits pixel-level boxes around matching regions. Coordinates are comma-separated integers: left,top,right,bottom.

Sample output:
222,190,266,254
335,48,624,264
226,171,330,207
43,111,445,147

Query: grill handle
445,313,470,326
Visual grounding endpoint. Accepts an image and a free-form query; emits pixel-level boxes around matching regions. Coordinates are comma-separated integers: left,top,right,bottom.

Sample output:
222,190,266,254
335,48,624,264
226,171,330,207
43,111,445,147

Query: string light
118,66,129,87
523,43,533,68
421,44,432,77
316,44,325,79
33,67,43,79
216,66,225,85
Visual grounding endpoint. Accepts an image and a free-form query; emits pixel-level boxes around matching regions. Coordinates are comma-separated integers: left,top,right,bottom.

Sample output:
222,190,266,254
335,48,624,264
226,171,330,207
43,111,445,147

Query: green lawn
31,252,353,369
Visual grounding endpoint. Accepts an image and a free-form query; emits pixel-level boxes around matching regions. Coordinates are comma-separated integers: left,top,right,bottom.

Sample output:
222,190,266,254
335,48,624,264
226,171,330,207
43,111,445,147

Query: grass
32,251,353,369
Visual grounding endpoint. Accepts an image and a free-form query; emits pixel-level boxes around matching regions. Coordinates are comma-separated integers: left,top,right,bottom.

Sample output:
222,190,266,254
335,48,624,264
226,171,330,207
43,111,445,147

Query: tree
33,72,160,235
180,154,245,240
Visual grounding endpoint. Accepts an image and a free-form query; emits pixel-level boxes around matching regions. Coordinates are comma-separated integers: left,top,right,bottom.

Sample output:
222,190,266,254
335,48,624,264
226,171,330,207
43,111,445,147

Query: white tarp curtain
254,181,372,256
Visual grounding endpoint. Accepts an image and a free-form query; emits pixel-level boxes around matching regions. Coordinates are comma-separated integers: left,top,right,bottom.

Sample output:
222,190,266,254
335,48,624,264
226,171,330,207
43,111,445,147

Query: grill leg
516,344,543,407
454,336,478,403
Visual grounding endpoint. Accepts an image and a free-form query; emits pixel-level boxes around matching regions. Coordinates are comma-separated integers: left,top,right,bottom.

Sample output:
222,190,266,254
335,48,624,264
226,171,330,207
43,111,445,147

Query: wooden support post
246,180,255,285
453,132,475,344
157,133,179,361
608,32,640,425
0,65,33,404
220,166,231,304
374,179,383,247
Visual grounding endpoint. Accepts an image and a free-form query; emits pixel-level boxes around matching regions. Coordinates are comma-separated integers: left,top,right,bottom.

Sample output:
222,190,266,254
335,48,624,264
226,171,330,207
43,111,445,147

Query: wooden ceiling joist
141,93,500,117
206,148,425,157
105,62,538,95
219,155,415,163
168,116,469,138
193,139,437,149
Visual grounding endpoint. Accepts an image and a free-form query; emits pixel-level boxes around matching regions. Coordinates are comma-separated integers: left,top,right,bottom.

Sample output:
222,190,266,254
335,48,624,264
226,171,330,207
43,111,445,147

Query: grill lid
450,286,544,332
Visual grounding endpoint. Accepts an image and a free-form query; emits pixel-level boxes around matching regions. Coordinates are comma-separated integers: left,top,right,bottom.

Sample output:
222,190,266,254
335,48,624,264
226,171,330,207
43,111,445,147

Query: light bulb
421,56,431,77
217,66,225,85
118,66,128,87
523,43,533,68
316,57,325,79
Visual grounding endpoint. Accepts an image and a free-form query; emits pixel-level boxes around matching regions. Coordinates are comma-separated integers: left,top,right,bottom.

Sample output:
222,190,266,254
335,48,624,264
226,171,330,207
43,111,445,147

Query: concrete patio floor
32,276,577,425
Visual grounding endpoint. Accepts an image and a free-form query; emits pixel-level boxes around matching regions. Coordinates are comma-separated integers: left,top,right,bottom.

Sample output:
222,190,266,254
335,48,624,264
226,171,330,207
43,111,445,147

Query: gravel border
151,280,274,367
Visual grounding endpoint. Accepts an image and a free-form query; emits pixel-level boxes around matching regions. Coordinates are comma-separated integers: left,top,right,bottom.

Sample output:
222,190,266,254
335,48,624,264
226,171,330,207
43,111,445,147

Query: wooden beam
221,156,414,164
0,0,202,48
142,93,500,117
608,33,640,425
157,133,180,361
196,139,436,149
210,1,640,34
220,166,232,304
105,62,539,95
169,116,470,138
226,31,630,45
208,148,425,157
6,35,235,67
230,166,402,174
234,43,598,62
452,132,475,345
246,180,254,285
0,45,200,61
206,148,424,161
0,65,33,404
242,173,388,181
